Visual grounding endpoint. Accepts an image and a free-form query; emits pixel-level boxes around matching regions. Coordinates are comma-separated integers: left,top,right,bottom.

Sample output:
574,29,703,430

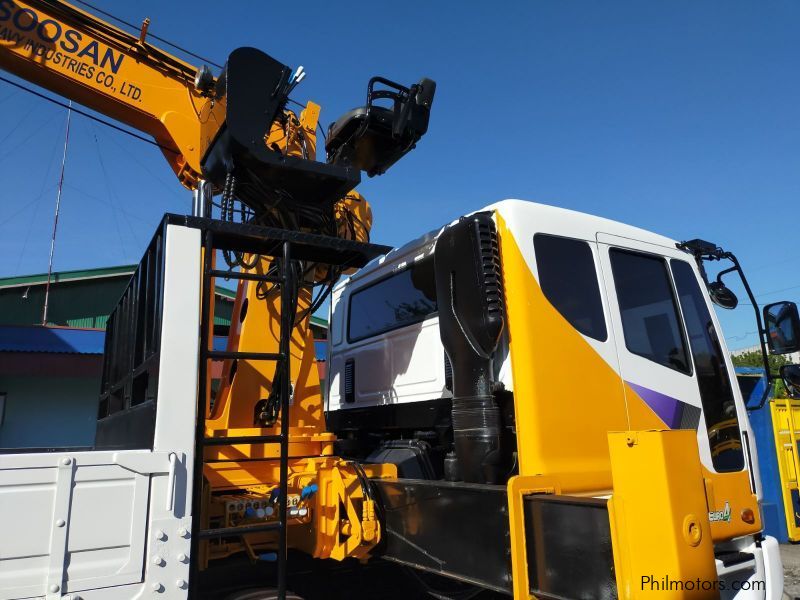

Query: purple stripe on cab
626,381,683,429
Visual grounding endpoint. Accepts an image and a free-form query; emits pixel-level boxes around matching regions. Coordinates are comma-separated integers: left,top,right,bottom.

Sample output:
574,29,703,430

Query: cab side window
671,259,743,472
347,258,437,342
534,234,607,341
609,249,691,374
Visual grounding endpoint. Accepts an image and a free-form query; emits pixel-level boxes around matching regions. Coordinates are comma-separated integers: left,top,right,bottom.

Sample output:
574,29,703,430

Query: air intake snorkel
434,212,505,484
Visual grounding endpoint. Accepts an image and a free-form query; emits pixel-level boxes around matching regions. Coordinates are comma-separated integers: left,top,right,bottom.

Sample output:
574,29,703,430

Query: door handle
166,452,177,511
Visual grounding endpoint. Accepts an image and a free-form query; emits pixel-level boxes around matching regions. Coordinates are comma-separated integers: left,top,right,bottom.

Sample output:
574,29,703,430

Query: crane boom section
0,0,205,186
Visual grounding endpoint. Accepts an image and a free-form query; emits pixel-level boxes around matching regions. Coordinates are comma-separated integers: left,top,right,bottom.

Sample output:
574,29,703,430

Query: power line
0,89,17,105
0,103,37,146
14,144,62,275
0,183,58,228
0,75,179,154
731,284,800,308
63,183,157,224
102,128,185,202
726,331,758,342
0,112,61,163
755,283,800,298
72,0,223,69
90,124,133,260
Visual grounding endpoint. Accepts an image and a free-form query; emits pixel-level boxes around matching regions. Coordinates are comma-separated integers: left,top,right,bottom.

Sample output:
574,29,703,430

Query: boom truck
0,2,795,600
0,1,436,599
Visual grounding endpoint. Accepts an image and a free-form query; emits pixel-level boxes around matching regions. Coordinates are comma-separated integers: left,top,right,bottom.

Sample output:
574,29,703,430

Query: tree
731,350,790,372
731,350,790,399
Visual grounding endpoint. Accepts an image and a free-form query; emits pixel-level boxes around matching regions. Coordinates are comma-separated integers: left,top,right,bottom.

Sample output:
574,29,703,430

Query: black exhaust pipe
434,212,505,484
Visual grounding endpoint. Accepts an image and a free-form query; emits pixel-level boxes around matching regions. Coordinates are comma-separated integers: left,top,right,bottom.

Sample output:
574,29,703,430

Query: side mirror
780,364,800,398
764,301,800,354
708,281,738,309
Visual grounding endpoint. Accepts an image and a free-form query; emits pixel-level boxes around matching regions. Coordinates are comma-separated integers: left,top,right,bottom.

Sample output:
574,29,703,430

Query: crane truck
0,1,435,598
0,1,796,600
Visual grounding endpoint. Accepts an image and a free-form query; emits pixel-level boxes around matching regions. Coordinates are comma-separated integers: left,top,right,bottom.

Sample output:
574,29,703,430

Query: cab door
595,232,748,476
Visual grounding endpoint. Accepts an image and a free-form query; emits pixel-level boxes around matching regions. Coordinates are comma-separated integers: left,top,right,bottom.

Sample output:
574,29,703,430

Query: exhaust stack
434,212,505,484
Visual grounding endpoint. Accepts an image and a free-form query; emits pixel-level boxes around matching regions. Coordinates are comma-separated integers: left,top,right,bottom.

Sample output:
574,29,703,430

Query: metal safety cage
182,214,390,600
96,223,166,450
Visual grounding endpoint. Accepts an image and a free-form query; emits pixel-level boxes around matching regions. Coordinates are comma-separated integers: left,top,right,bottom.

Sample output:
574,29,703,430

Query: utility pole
42,101,72,326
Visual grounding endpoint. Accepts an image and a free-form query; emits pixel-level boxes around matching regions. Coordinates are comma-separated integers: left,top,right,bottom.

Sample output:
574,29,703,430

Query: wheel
223,589,304,600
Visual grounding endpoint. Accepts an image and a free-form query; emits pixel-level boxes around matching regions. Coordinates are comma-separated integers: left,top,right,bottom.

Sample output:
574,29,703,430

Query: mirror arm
678,241,774,411
748,378,775,412
715,265,737,283
721,252,774,411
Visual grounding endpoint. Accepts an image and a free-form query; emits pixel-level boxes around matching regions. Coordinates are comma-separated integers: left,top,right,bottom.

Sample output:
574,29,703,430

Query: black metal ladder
190,232,295,600
176,214,391,600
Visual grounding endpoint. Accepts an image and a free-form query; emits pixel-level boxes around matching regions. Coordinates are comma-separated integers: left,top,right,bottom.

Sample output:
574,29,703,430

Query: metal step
207,268,282,283
204,350,284,361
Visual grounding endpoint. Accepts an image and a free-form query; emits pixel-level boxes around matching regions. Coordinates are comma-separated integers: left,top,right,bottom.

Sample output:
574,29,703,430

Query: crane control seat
201,48,435,228
200,47,361,222
325,77,436,177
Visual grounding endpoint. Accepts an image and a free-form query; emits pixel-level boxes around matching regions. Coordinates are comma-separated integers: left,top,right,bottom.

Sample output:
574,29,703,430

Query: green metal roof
0,264,328,329
0,265,252,302
0,265,137,289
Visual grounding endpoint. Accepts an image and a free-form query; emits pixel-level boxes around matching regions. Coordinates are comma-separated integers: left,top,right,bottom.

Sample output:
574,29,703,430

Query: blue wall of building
0,376,98,448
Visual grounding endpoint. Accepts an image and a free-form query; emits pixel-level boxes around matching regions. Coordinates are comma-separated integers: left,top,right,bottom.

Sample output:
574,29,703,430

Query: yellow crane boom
0,0,205,186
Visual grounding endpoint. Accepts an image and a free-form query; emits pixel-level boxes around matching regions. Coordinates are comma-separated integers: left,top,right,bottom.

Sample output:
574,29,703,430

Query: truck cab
327,199,788,599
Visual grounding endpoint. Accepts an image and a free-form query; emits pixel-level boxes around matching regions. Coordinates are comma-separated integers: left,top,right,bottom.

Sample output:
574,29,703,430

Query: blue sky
0,0,798,349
